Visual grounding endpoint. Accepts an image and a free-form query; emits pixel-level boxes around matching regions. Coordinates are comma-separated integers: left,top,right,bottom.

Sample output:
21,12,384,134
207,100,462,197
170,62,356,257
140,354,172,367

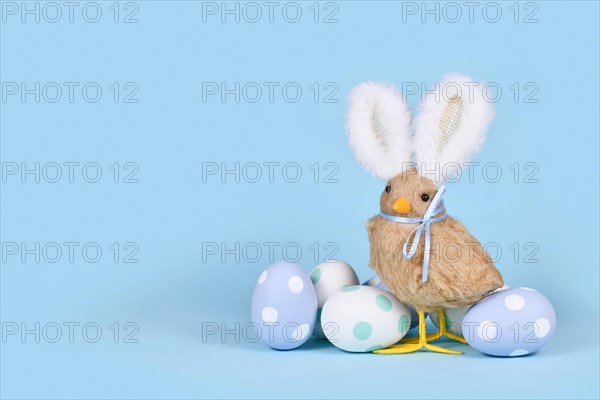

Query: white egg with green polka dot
363,274,421,330
320,285,411,352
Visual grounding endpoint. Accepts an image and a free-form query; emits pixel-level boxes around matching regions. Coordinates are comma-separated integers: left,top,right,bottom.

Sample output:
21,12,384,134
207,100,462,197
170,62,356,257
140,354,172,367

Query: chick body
367,170,503,312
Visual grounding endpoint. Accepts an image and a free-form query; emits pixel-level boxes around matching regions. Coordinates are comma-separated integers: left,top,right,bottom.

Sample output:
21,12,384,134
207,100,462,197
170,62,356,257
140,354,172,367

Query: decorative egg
309,260,359,338
363,275,419,330
430,285,511,337
321,285,411,352
251,261,317,350
461,287,556,357
363,275,390,290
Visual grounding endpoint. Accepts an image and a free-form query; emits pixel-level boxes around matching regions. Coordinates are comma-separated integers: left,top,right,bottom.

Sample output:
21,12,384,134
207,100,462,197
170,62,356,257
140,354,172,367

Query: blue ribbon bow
378,185,448,282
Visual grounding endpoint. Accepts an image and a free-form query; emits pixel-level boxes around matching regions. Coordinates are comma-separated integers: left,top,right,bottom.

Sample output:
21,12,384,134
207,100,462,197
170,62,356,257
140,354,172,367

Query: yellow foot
403,331,467,344
446,331,468,344
402,308,468,344
374,343,423,354
374,342,463,355
372,310,465,355
424,343,463,355
401,331,442,344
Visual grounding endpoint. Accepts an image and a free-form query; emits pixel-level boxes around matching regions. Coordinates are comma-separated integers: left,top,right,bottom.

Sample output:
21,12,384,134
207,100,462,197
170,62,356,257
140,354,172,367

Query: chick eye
421,193,430,202
385,185,391,193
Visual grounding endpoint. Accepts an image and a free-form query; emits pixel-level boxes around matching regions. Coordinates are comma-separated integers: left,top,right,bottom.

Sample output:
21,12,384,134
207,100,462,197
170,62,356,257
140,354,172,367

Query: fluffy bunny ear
413,74,494,182
346,82,412,180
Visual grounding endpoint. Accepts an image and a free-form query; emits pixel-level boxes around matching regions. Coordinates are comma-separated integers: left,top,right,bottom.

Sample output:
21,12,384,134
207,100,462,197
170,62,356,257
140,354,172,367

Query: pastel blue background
1,1,598,399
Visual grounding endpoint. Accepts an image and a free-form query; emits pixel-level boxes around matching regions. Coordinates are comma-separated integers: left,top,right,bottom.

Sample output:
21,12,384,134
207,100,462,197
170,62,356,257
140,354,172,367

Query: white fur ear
345,82,412,180
413,74,494,182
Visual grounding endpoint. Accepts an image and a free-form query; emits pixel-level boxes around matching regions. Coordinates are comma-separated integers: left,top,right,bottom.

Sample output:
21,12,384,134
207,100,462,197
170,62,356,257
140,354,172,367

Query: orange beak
392,197,411,214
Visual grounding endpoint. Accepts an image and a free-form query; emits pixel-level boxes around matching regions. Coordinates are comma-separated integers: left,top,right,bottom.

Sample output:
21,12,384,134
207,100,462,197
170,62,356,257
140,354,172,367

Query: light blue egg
251,261,317,350
363,275,420,330
363,275,391,291
462,287,556,357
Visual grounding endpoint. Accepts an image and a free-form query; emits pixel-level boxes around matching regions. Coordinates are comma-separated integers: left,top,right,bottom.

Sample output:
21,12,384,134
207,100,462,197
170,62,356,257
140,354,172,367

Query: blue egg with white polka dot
251,261,317,350
462,287,556,357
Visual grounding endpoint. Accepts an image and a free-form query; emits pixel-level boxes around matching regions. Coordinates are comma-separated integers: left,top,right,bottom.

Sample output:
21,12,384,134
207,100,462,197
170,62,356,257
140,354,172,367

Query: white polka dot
535,318,551,338
478,321,499,341
521,287,537,292
288,276,304,293
291,323,310,341
504,294,525,311
510,349,529,357
258,270,268,284
261,307,278,323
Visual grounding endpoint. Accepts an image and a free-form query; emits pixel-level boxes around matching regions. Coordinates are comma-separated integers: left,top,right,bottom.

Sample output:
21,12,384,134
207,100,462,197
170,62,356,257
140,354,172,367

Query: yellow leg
401,308,467,344
373,310,463,355
437,308,468,344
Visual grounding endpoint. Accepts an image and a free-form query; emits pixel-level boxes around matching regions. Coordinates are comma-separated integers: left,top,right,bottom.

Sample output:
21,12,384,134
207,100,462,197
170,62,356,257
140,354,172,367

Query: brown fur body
367,170,503,312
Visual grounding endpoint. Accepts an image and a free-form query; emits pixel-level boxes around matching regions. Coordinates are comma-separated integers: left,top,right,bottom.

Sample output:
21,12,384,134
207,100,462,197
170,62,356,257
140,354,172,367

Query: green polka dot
353,322,372,340
341,285,360,292
398,315,410,334
365,345,383,352
445,315,453,330
375,295,392,311
310,268,321,284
